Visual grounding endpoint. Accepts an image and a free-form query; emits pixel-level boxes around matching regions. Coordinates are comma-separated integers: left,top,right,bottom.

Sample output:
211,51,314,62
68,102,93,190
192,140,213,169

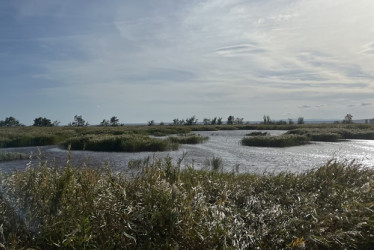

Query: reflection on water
1,130,374,174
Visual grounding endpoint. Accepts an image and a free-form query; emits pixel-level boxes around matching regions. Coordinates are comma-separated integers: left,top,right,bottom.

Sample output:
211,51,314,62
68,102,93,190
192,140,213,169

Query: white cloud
5,0,374,123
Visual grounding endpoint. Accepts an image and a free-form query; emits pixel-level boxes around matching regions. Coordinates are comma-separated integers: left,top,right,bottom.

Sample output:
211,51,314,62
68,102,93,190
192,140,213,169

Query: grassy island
242,134,310,147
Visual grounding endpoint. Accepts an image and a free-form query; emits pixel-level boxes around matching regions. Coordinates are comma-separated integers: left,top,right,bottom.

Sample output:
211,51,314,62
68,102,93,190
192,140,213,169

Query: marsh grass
242,134,310,147
288,128,374,141
168,134,209,144
0,152,29,162
0,158,373,249
245,131,269,136
61,134,178,152
204,156,224,172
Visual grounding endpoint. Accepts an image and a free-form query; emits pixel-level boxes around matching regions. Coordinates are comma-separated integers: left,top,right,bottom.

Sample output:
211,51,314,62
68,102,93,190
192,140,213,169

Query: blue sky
1,0,373,125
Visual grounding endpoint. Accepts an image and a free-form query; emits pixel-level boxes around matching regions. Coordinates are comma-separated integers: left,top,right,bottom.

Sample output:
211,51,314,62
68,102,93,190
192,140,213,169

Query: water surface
1,130,373,174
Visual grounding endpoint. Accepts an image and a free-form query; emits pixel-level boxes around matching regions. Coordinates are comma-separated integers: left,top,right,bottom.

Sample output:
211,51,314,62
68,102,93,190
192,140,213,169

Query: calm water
1,130,374,174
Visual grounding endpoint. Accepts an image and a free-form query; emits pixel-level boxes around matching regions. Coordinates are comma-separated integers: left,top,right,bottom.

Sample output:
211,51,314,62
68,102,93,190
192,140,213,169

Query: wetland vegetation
1,120,374,248
0,157,373,249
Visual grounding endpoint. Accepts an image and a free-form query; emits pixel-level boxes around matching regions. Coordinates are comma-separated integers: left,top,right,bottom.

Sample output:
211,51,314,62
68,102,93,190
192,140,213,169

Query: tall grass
204,156,224,171
0,152,29,161
1,157,373,248
288,128,374,141
242,134,310,147
61,135,178,152
168,134,209,144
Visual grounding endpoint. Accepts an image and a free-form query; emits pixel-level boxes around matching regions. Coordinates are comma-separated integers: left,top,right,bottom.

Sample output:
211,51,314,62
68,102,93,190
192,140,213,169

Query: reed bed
168,134,209,144
288,128,374,141
0,158,373,249
245,131,269,136
61,135,178,152
241,134,310,147
0,152,29,162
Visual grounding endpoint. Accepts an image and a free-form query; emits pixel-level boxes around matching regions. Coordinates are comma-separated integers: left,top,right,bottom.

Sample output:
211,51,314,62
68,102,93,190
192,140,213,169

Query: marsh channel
1,130,374,174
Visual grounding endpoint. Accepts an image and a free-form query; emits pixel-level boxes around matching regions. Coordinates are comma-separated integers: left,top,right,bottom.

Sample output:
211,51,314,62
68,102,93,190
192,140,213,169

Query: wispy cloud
1,0,374,124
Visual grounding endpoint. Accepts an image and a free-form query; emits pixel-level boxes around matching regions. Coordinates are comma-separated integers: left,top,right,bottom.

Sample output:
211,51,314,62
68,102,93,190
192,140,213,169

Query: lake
1,130,374,173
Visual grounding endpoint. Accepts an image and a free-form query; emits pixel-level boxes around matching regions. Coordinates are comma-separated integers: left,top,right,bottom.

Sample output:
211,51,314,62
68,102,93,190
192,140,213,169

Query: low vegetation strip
0,151,29,161
61,135,178,152
241,134,310,147
168,134,209,144
288,128,374,141
0,158,373,249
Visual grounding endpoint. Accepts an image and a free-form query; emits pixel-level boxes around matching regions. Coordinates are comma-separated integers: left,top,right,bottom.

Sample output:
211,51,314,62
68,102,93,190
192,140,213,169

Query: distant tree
211,117,217,125
276,120,287,125
159,121,165,126
110,116,119,126
33,117,53,127
297,117,304,124
217,117,223,125
100,119,110,126
288,118,294,125
227,115,235,125
203,118,211,125
70,115,88,127
185,116,198,126
0,116,22,127
343,114,353,124
148,120,155,126
53,120,60,127
173,118,185,125
263,115,271,124
234,117,244,125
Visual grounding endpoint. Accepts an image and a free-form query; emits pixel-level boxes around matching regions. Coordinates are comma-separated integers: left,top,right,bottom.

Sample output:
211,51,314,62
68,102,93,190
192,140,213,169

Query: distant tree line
0,117,23,127
2,113,374,127
262,115,305,125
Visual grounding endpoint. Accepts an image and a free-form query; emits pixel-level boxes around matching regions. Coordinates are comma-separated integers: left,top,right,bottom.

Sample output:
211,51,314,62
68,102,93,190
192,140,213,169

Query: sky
1,0,374,125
